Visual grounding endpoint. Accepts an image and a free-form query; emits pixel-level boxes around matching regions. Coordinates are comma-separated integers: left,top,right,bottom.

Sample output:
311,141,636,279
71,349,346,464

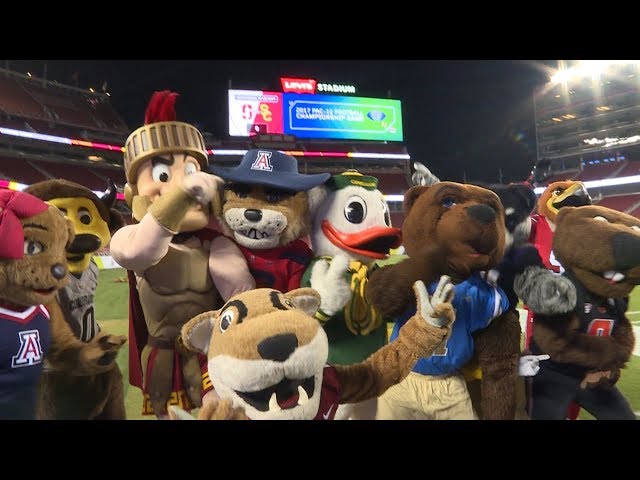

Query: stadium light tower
532,60,640,185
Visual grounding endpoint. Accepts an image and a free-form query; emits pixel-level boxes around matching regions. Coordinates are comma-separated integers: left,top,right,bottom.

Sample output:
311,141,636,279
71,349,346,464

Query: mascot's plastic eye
23,240,44,255
152,164,171,183
184,163,197,176
344,195,367,224
78,208,92,225
593,216,609,223
381,200,391,226
442,197,457,208
266,193,283,203
553,188,564,196
228,184,249,198
284,299,293,308
219,310,235,332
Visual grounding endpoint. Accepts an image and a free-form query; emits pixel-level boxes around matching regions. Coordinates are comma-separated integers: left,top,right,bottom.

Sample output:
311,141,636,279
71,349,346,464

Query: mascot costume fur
24,178,128,419
411,163,540,419
170,278,455,420
209,148,329,292
0,190,124,419
110,90,255,418
365,180,510,420
515,205,637,420
525,179,592,420
302,170,402,420
526,180,592,345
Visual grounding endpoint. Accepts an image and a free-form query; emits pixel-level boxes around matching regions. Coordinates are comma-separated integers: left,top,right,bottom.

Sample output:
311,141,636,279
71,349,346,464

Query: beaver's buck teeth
603,271,625,282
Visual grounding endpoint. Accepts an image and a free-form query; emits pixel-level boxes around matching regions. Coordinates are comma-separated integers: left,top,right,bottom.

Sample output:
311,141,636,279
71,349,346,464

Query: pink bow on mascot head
0,190,48,260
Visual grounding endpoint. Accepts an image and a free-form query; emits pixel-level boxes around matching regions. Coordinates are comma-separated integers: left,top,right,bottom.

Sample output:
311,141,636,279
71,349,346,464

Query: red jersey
529,213,564,274
313,365,341,420
237,239,312,293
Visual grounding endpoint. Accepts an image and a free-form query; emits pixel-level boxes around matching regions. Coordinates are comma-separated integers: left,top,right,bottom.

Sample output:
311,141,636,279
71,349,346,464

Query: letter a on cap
251,151,273,172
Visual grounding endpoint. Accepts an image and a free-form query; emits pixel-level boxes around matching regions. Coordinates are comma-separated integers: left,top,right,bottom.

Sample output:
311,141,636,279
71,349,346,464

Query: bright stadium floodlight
549,60,640,84
384,195,404,202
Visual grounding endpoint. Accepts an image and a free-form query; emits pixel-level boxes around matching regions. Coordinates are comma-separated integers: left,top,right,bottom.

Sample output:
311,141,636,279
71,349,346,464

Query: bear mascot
0,190,124,419
365,181,510,420
24,179,128,420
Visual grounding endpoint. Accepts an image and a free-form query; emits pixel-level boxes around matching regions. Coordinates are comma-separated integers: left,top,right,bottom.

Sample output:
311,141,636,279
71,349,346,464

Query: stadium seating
595,193,640,213
574,161,627,182
0,76,49,120
374,172,410,195
34,161,111,190
610,160,640,178
1,73,128,136
390,211,404,228
0,156,49,184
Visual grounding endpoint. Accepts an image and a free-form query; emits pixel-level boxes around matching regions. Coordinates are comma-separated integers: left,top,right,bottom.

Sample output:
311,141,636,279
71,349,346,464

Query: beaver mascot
515,205,637,420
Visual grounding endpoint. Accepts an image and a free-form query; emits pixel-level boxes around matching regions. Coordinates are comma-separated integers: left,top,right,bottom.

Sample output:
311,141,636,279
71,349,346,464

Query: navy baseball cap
210,149,330,192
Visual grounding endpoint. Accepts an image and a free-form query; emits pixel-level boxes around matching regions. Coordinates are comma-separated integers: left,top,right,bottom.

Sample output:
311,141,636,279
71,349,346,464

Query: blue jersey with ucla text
390,273,509,376
0,304,50,420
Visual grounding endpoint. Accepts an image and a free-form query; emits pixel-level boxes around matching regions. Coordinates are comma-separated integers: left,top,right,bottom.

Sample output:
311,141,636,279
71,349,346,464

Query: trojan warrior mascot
110,91,254,418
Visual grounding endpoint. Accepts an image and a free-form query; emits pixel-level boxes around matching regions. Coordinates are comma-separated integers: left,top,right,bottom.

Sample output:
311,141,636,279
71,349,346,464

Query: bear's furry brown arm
610,314,635,368
533,313,626,370
366,248,447,318
473,310,521,420
46,299,124,375
334,308,450,404
46,299,87,368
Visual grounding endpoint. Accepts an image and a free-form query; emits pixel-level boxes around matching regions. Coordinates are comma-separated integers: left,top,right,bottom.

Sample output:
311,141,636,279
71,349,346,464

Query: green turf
94,264,640,420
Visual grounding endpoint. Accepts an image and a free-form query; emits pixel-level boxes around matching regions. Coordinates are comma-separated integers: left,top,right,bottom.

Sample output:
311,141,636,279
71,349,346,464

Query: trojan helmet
123,90,208,186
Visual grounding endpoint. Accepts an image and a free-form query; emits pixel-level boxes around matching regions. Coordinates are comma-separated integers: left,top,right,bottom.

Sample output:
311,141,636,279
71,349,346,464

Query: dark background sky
4,59,553,184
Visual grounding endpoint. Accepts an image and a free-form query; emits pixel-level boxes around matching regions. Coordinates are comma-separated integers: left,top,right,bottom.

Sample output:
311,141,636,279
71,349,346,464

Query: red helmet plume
144,90,180,124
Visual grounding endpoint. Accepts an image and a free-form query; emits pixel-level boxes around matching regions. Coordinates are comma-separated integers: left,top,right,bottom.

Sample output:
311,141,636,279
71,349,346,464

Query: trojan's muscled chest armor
136,239,219,340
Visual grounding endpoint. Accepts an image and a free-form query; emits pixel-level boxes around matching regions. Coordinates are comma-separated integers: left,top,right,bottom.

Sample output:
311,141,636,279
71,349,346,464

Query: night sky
4,59,553,184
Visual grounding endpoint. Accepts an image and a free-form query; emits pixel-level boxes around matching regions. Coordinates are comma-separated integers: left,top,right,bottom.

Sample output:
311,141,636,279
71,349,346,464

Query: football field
93,267,640,420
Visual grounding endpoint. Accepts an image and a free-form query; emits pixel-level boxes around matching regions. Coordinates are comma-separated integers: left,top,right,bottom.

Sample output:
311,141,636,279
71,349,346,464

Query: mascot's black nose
612,233,640,270
51,263,67,280
467,204,497,224
257,334,298,362
244,209,263,222
67,234,101,254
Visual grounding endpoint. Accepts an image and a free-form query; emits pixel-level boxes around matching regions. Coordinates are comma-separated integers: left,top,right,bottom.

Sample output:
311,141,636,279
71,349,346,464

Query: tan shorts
377,371,478,420
334,397,378,420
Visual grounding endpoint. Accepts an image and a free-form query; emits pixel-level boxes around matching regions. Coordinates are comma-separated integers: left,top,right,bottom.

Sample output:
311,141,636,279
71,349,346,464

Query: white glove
414,275,455,327
310,254,352,317
182,172,223,205
518,354,550,376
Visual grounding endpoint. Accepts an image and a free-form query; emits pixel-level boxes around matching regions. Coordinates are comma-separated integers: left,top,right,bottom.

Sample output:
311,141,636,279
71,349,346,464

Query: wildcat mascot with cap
110,90,254,418
302,170,402,419
208,149,329,293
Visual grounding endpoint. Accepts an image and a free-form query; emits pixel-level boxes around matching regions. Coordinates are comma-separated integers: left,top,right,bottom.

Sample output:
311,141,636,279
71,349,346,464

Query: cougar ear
181,311,217,354
285,288,321,317
306,185,329,218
